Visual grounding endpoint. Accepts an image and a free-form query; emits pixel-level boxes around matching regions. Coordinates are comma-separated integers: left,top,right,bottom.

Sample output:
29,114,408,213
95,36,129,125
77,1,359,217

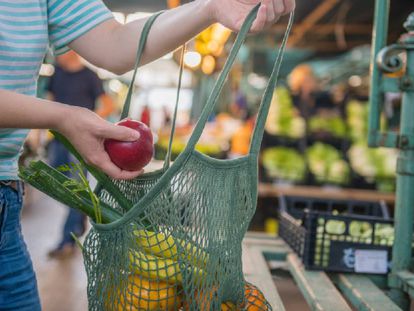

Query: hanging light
201,55,216,75
348,75,362,87
211,24,232,45
207,41,219,55
184,51,202,69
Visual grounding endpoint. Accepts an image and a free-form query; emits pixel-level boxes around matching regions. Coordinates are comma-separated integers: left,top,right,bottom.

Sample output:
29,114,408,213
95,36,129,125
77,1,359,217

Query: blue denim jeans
0,184,41,310
48,140,86,247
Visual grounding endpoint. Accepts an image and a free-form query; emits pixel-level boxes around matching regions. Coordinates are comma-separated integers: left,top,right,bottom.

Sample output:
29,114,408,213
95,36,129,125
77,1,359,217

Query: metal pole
389,18,414,310
368,0,389,147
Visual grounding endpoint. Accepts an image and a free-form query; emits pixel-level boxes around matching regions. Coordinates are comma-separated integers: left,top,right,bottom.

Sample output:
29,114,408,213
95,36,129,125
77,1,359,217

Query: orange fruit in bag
244,283,266,311
221,301,237,310
183,288,215,311
111,275,182,311
183,283,267,311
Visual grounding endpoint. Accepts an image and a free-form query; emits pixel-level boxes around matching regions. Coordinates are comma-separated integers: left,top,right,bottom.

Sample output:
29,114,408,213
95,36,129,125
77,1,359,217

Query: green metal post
389,16,414,310
368,0,389,147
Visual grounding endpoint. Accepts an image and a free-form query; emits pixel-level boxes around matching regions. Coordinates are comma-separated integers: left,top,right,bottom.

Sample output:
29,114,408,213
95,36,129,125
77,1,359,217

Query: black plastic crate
279,195,394,274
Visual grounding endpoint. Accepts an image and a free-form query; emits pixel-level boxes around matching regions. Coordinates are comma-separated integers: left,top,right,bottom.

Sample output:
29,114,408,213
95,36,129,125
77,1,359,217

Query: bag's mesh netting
85,155,266,310
81,6,293,310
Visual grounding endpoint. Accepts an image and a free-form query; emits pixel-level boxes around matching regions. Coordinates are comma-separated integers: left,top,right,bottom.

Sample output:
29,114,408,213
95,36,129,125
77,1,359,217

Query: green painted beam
382,77,400,93
389,19,414,310
331,274,402,311
287,253,352,311
244,236,289,249
371,132,414,149
395,271,414,301
367,274,389,290
367,0,390,147
263,249,288,262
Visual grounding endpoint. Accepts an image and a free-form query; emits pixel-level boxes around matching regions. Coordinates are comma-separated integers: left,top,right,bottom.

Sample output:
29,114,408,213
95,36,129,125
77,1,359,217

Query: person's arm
0,89,141,180
70,0,295,74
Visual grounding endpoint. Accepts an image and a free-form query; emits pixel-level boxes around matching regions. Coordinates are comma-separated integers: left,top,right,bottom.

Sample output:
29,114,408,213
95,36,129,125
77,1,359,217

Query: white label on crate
354,250,388,274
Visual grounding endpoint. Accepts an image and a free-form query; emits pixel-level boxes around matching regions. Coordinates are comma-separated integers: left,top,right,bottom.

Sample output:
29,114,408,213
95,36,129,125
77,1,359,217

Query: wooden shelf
258,183,395,204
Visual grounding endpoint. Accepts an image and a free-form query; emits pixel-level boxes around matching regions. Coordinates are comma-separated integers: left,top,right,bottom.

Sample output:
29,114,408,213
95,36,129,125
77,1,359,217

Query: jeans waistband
0,180,23,193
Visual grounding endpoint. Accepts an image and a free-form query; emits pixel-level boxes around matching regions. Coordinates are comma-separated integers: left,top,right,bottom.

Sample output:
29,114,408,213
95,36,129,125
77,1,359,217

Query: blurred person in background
140,104,151,127
288,64,336,119
46,51,115,258
230,81,248,120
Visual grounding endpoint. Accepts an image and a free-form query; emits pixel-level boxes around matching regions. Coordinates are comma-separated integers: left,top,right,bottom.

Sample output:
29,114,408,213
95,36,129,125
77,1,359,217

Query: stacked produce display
346,101,397,192
306,143,349,185
264,87,305,139
261,87,397,191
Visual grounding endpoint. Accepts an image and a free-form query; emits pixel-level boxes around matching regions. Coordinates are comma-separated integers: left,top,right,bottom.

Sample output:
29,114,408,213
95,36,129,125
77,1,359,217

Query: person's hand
206,0,295,33
57,106,143,180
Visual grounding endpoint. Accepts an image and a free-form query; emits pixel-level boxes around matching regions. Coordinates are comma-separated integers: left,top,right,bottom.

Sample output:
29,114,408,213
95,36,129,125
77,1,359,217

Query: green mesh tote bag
20,5,293,311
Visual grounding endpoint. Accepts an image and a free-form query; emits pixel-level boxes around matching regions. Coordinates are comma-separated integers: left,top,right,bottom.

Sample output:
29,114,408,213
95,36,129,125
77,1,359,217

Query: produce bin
279,195,396,274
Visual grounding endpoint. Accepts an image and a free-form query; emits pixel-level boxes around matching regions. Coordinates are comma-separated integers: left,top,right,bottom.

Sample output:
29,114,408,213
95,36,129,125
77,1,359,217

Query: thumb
100,123,140,141
250,3,267,33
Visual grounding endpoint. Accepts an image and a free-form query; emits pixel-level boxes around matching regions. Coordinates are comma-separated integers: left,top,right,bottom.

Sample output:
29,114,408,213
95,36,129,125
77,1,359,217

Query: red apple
104,119,154,171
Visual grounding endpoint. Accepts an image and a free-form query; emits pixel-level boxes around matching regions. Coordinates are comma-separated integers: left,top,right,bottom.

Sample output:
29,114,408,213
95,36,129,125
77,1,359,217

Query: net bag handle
183,5,293,154
120,11,163,120
119,11,184,169
249,13,294,154
164,45,185,170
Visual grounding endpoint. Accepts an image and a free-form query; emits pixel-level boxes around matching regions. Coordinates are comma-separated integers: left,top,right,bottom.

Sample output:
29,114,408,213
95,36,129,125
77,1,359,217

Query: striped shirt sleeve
47,0,114,55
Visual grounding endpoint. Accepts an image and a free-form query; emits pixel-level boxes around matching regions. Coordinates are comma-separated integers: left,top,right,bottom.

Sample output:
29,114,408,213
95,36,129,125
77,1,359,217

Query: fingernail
131,131,140,140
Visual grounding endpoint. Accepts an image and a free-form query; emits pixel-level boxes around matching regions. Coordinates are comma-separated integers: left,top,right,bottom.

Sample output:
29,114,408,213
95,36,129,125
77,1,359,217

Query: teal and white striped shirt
0,0,113,180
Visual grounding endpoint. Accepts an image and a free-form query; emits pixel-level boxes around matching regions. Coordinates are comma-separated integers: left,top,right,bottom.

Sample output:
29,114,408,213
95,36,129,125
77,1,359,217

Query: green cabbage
346,100,369,142
306,143,350,185
265,87,305,138
262,147,306,182
309,116,347,137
